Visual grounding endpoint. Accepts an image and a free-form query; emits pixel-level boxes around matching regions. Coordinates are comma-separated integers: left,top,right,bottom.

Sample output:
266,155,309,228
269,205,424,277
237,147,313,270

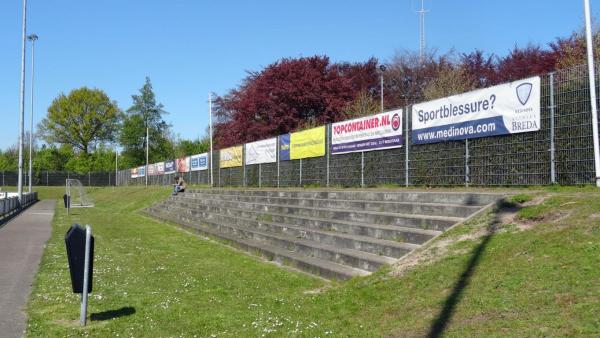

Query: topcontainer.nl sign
411,76,540,144
331,109,403,154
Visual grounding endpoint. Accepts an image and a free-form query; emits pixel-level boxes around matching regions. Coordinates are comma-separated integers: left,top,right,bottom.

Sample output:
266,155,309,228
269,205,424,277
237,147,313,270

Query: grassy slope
26,187,599,337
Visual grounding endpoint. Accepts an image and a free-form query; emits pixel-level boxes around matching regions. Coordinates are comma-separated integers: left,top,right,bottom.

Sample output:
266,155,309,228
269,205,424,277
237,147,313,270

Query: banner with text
164,160,176,174
156,162,165,175
331,109,403,154
138,166,146,177
412,76,541,144
177,157,190,173
147,163,157,176
284,126,326,160
190,153,208,171
246,138,277,165
130,167,139,178
220,146,243,168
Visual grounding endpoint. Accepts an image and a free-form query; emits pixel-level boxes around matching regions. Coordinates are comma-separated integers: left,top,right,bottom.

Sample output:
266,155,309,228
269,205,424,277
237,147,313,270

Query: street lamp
17,0,28,202
379,64,387,114
27,33,38,193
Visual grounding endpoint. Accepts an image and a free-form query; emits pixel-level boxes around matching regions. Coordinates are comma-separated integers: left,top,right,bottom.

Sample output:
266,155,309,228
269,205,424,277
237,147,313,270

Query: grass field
24,186,600,337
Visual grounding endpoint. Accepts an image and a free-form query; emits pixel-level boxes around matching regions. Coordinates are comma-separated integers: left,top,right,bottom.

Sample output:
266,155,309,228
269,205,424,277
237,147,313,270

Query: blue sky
0,0,596,149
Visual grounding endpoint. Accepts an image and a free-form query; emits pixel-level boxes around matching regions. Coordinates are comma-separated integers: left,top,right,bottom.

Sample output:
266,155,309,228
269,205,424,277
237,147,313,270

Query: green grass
26,186,600,337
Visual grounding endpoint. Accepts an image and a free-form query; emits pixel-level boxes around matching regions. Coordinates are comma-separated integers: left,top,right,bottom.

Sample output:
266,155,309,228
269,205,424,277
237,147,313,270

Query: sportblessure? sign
331,109,403,154
412,76,541,144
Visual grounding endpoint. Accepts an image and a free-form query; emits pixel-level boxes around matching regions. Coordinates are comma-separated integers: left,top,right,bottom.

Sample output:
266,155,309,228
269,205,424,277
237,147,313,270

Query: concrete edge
388,194,510,269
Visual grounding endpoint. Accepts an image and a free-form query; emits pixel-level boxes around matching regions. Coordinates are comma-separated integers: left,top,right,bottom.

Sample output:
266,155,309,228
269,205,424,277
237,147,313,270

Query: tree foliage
213,56,379,148
38,87,122,154
119,77,174,167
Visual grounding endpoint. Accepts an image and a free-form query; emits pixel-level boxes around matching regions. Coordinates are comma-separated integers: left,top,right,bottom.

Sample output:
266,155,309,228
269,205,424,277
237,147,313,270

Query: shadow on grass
427,202,514,338
90,306,136,321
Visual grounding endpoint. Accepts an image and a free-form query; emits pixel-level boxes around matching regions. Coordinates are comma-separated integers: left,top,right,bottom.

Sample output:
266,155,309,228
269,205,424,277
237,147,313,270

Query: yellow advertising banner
220,145,243,168
290,126,326,160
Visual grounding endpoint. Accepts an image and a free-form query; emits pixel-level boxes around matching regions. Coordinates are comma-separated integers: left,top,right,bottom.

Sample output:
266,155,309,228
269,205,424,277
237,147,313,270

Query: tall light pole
584,0,600,187
27,33,38,193
379,65,386,114
145,126,149,186
417,0,429,64
209,92,214,187
17,0,28,202
115,149,118,186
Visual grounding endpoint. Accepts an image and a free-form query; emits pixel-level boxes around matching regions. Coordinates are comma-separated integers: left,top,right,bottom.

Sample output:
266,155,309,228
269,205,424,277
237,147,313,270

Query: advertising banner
147,163,157,176
245,138,277,165
177,157,190,173
164,160,176,174
331,109,403,154
220,146,243,168
412,76,541,144
190,153,208,171
156,162,165,175
279,134,291,161
290,126,326,160
138,166,146,177
130,167,139,178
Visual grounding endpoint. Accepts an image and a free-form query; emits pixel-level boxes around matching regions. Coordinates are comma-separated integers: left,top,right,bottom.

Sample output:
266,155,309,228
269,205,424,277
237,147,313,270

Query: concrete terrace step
172,195,463,231
146,209,369,280
184,191,482,218
146,206,394,272
163,199,441,244
148,203,418,258
188,189,503,206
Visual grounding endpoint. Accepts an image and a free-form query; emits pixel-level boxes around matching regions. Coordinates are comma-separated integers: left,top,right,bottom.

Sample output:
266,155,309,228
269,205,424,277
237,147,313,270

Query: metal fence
115,63,599,187
0,192,37,221
0,171,116,187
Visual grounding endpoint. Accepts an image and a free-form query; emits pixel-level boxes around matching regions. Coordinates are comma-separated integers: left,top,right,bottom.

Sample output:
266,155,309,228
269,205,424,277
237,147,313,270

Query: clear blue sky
0,0,596,150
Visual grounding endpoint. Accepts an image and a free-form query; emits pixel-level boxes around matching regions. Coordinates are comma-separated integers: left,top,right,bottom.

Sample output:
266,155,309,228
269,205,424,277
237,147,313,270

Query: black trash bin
65,224,94,293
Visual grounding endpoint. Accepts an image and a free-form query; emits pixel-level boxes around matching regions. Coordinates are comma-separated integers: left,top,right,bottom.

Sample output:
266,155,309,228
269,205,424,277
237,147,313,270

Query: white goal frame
66,179,94,208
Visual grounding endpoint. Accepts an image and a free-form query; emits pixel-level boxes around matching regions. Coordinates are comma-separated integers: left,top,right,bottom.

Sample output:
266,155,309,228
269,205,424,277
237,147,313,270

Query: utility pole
27,33,38,193
584,0,600,187
209,92,214,187
17,0,28,203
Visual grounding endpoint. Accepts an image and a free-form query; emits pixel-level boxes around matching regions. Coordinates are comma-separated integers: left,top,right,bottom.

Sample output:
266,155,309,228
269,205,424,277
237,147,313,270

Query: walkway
0,200,55,338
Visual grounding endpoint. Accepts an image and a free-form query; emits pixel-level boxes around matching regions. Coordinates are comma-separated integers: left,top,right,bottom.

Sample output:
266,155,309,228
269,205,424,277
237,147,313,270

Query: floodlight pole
584,0,600,187
145,126,149,186
209,92,214,187
27,33,38,193
17,0,28,203
115,149,118,186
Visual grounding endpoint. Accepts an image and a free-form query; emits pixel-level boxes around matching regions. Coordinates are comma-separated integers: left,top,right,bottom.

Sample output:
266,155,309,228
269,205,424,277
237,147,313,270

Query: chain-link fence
0,171,117,187
116,63,600,187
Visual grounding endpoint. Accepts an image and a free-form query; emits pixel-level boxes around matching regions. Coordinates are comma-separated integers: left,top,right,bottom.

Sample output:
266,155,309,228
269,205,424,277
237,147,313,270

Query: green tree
119,77,173,166
38,87,122,154
174,137,210,158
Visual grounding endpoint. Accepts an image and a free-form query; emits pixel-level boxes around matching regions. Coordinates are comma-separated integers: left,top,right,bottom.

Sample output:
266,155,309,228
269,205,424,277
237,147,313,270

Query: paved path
0,200,55,338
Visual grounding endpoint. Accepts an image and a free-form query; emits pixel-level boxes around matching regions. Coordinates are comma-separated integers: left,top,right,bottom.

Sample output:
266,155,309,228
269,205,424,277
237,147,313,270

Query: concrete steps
145,188,501,280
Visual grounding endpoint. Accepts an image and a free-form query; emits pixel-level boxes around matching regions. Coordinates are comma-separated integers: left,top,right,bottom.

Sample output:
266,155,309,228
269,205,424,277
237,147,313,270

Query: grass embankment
26,186,600,337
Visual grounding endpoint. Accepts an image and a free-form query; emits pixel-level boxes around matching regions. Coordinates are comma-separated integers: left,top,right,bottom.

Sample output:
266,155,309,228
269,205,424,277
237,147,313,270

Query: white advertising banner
190,153,209,171
331,109,403,154
245,138,277,165
412,76,541,144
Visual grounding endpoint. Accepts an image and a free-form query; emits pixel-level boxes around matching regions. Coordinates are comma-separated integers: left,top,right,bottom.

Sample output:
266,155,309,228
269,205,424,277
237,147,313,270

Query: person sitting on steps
172,176,186,195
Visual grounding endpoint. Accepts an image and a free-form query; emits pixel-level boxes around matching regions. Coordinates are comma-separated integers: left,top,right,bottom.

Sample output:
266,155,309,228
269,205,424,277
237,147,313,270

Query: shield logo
516,83,533,105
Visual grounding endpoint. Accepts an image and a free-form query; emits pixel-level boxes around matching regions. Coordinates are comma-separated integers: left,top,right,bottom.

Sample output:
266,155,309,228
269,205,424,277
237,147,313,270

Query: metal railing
0,192,37,221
